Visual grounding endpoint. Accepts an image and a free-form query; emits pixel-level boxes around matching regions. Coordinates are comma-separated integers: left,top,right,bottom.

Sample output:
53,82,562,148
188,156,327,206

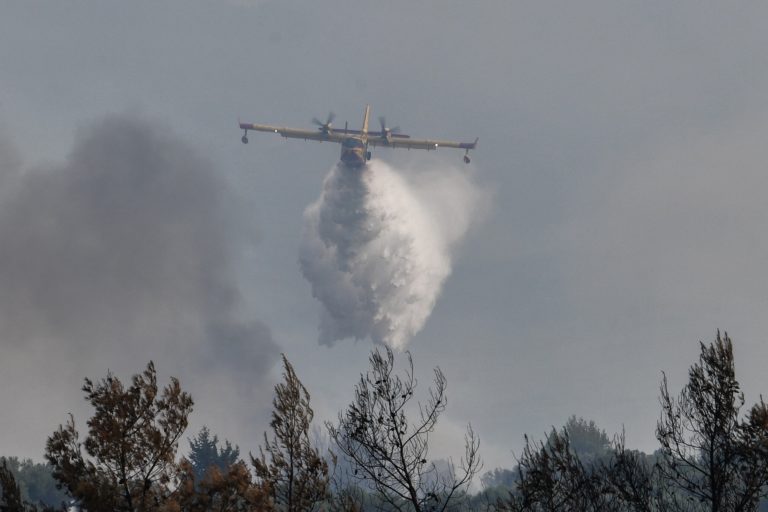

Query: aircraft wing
344,129,411,139
239,122,347,143
367,136,478,151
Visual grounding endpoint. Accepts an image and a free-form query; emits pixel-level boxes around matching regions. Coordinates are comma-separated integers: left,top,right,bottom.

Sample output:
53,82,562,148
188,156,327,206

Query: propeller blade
377,116,400,136
313,112,335,131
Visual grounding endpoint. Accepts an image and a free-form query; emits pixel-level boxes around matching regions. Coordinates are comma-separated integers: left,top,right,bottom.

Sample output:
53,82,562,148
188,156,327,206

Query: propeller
312,112,336,133
378,116,401,137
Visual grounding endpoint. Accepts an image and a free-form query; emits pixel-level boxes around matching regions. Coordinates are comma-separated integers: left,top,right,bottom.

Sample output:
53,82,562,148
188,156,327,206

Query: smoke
0,116,279,458
299,159,481,349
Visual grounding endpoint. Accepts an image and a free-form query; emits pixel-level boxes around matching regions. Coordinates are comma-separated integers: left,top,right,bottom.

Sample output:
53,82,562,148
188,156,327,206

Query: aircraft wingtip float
239,105,478,167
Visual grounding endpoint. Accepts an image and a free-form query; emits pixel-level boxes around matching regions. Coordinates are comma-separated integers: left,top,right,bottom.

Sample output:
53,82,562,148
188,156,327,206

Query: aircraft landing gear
241,134,249,144
463,151,471,164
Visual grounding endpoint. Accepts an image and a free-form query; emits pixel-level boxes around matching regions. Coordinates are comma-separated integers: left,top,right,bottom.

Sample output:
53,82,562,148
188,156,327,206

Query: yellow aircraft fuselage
339,137,370,168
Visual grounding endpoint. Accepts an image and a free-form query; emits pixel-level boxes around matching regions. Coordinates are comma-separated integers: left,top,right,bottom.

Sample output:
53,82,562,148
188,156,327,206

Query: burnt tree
328,348,480,512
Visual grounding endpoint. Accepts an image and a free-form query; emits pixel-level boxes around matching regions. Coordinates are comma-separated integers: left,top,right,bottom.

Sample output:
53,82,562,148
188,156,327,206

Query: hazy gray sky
2,1,768,474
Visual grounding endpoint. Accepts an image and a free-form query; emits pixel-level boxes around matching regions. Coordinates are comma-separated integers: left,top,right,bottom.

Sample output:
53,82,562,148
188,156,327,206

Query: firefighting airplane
239,105,478,168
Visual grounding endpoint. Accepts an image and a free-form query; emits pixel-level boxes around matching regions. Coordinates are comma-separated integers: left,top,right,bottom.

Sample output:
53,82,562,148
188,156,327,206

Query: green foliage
167,458,271,511
0,458,66,509
187,426,240,483
252,354,329,512
0,460,64,512
481,468,517,490
1,459,25,512
557,416,611,463
45,361,193,512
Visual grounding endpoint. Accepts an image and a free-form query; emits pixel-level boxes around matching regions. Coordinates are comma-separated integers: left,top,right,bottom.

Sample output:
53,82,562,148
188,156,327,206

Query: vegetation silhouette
4,331,768,511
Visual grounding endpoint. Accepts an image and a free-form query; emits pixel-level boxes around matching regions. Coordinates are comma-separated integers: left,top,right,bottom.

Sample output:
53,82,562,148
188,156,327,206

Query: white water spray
299,159,481,349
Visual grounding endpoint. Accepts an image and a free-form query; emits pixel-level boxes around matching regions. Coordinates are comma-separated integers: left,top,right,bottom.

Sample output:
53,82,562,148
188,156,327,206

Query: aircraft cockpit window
343,139,364,148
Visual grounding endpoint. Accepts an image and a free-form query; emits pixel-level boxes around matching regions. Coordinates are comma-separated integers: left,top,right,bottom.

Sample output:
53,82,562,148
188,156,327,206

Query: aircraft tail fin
362,104,371,137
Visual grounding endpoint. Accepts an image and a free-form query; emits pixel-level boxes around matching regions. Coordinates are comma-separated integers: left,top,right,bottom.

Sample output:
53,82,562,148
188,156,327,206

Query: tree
656,331,768,511
166,459,271,512
500,331,768,512
45,361,193,512
504,427,615,512
252,354,329,512
559,417,611,464
481,467,516,490
187,427,240,483
0,458,66,510
328,347,481,512
167,427,267,512
0,460,61,512
1,459,26,512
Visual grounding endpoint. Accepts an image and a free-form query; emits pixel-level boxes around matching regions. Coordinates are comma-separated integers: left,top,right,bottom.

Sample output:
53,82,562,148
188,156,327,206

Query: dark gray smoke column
0,115,278,375
300,160,480,349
